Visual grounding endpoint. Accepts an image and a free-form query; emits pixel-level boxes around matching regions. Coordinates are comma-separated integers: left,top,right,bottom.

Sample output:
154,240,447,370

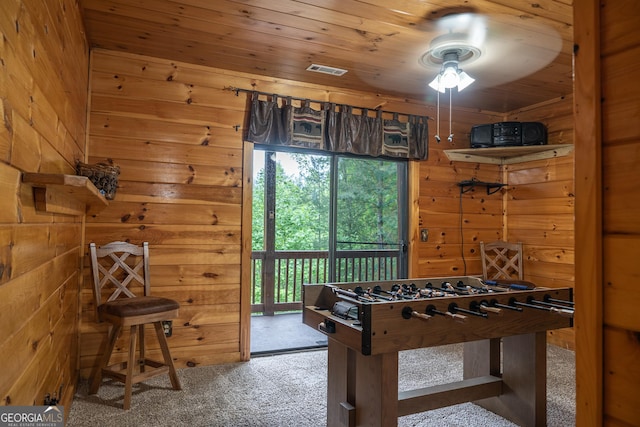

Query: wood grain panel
524,246,574,265
600,1,640,55
0,274,76,403
0,98,9,165
603,235,640,331
415,229,502,251
506,179,574,200
603,326,640,425
525,274,574,289
88,136,242,165
149,264,240,285
506,157,574,184
10,112,43,172
112,181,242,204
573,1,603,424
0,162,22,224
602,49,640,142
522,259,574,282
88,201,241,225
0,249,78,339
91,93,245,126
0,0,88,411
420,196,502,216
78,0,574,112
506,198,574,215
103,159,241,187
0,224,80,284
507,229,574,248
90,70,247,111
599,5,640,419
603,142,640,233
507,214,573,232
3,280,77,406
89,113,237,146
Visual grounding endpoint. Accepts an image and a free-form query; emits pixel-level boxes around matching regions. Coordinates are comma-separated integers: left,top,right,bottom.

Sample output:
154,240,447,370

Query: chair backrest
89,241,151,306
480,241,523,281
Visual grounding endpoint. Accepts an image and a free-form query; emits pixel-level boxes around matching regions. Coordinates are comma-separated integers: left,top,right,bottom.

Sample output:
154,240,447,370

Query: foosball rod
374,285,414,300
441,282,470,295
470,300,503,316
527,296,574,311
354,286,393,301
544,294,575,306
426,304,467,322
401,306,431,321
489,298,523,312
509,297,574,318
332,287,373,304
454,280,495,294
448,302,489,318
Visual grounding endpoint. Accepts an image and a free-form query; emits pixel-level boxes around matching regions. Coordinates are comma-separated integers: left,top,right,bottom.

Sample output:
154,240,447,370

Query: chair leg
138,324,145,373
123,325,138,410
154,322,181,390
90,324,121,395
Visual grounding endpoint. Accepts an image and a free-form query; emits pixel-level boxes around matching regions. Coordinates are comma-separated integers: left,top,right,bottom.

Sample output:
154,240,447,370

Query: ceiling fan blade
352,13,562,97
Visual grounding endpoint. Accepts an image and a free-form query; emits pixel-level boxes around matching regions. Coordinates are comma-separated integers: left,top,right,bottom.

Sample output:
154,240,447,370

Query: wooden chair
88,241,181,409
480,241,524,281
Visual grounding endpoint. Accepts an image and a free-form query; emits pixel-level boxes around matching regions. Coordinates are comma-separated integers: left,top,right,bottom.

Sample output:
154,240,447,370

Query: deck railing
251,249,399,314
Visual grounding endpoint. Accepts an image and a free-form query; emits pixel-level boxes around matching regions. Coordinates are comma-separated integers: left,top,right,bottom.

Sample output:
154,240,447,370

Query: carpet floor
67,344,575,427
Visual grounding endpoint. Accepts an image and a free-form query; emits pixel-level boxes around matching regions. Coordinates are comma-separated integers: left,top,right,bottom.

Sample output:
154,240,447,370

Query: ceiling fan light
428,75,446,93
457,70,475,91
440,65,460,88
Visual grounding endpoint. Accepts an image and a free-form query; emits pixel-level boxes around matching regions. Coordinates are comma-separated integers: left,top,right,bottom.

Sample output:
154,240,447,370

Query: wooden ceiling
79,0,574,113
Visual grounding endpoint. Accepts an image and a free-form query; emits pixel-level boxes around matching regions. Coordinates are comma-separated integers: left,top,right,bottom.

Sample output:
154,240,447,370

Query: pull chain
448,89,453,143
435,89,441,143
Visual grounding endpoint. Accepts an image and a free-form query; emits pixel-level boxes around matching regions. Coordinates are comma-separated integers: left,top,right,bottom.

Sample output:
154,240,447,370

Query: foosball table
302,276,574,427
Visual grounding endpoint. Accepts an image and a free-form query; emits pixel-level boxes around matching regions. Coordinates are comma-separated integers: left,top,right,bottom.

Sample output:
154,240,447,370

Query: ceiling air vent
306,64,348,76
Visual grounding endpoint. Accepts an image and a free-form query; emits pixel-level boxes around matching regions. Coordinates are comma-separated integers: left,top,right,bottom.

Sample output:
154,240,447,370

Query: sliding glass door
251,148,407,315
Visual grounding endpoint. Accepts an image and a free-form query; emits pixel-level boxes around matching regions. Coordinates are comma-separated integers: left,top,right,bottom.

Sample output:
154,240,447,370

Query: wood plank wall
0,0,88,409
82,48,578,374
414,111,504,277
82,49,498,376
81,50,247,375
599,1,640,424
506,96,575,348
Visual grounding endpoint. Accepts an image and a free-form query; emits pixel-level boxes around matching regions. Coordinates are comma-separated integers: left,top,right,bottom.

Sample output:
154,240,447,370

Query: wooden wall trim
240,141,254,361
573,0,603,424
407,160,420,278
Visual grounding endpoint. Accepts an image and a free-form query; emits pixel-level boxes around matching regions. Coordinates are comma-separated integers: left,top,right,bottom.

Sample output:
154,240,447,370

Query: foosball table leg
463,332,547,427
327,338,399,427
327,338,352,427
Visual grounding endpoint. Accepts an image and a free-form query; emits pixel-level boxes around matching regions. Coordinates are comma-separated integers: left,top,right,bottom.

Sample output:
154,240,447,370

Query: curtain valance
246,92,429,160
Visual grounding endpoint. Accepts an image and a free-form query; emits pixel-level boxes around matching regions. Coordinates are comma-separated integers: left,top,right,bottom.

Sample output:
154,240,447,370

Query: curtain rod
224,86,430,120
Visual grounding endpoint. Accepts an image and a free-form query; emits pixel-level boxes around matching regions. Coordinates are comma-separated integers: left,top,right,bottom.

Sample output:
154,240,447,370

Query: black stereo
470,122,547,148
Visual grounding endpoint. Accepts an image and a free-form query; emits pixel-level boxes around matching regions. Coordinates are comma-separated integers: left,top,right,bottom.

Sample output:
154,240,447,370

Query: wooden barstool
88,241,181,409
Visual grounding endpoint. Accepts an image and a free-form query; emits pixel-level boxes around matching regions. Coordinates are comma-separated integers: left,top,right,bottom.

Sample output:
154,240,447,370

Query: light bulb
440,65,459,89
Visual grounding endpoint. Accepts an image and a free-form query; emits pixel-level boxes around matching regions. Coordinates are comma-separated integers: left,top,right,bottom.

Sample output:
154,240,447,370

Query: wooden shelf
22,173,109,216
444,144,574,165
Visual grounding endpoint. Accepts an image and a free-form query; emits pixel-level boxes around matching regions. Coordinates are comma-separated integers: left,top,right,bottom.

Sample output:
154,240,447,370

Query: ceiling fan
370,9,562,143
354,8,562,99
417,11,562,92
